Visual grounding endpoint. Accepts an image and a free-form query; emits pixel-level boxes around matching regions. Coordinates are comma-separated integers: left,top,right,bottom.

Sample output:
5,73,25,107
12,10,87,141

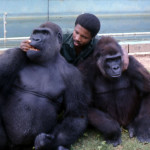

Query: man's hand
20,40,31,52
122,48,129,71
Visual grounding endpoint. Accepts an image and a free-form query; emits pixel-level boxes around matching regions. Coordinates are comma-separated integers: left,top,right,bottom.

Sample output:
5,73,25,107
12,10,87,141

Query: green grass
71,128,150,150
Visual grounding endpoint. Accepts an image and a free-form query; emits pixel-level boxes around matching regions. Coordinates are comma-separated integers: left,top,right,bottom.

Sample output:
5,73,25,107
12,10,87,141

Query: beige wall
121,41,150,54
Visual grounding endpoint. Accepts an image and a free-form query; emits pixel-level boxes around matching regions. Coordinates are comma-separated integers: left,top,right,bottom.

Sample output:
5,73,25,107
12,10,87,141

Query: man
20,13,128,69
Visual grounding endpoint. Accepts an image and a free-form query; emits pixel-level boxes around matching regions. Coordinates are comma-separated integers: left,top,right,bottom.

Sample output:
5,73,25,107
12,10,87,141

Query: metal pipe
0,32,150,41
3,12,7,43
0,37,29,41
47,0,49,21
98,32,150,37
129,52,150,55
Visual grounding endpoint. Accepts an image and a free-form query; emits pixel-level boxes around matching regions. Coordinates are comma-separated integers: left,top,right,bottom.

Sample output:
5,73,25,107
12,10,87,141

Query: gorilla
80,36,150,146
0,22,88,150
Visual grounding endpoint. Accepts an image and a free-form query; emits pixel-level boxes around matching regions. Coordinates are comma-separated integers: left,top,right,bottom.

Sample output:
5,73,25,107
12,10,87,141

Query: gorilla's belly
2,92,57,145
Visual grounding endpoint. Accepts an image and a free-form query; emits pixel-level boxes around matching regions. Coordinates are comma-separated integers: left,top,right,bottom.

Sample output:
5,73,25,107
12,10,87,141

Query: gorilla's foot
129,117,150,143
57,145,69,150
128,126,135,138
106,137,121,147
137,136,150,143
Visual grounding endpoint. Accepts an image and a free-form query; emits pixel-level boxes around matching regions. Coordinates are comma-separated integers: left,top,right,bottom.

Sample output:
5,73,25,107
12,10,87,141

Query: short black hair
75,13,101,37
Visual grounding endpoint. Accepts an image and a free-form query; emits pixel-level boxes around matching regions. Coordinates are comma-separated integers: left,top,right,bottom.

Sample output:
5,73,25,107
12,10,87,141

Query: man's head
73,13,100,48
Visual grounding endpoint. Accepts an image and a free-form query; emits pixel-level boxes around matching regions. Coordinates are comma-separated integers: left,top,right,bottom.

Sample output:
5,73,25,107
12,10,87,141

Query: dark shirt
60,33,99,66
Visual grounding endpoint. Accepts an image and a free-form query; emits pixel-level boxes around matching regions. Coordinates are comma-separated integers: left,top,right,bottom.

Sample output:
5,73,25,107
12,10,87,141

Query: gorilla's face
30,28,50,51
94,36,123,79
27,27,62,63
97,53,122,79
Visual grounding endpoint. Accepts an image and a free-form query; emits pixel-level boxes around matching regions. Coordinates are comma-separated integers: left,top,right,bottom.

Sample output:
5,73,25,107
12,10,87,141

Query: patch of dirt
133,54,150,71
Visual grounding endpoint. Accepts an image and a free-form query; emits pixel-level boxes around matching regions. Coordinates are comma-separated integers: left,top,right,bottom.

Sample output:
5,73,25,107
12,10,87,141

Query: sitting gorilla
0,22,88,150
80,36,150,146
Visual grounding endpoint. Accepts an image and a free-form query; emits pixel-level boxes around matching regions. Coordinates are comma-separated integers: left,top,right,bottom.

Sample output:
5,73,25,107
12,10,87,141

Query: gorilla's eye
106,56,121,64
33,30,49,35
42,30,49,35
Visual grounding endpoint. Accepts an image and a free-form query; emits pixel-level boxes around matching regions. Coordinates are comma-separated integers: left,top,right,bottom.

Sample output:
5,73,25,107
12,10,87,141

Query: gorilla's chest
3,64,65,145
94,74,130,94
14,65,65,98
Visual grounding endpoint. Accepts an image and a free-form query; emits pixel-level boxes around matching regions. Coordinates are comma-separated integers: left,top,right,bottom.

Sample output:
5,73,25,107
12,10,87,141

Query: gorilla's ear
57,32,62,44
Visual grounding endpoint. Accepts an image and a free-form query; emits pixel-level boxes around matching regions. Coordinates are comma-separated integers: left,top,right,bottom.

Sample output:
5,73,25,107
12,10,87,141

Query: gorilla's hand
34,133,54,150
128,117,150,143
57,146,69,150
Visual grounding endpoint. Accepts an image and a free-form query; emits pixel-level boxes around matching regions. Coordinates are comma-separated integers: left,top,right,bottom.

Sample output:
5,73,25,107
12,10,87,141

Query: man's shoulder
63,33,72,43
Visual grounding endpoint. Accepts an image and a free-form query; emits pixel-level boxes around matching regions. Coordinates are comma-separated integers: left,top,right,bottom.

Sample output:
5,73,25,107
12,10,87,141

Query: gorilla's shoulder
0,47,27,63
58,55,83,82
127,55,150,90
0,48,28,72
0,48,27,94
127,55,148,73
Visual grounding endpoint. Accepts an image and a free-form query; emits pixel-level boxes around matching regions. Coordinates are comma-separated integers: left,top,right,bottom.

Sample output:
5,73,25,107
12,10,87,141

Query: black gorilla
80,36,150,146
0,22,88,150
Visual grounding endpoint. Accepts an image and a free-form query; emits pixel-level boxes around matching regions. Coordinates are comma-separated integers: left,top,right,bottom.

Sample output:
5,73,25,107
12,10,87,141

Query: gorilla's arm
127,56,150,92
0,48,27,94
127,56,150,142
53,65,88,147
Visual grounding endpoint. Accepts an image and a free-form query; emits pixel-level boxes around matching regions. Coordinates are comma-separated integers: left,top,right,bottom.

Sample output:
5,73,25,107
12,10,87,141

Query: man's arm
122,48,129,71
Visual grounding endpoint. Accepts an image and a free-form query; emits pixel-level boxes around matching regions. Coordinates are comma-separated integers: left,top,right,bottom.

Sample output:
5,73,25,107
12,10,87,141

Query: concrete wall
121,41,150,54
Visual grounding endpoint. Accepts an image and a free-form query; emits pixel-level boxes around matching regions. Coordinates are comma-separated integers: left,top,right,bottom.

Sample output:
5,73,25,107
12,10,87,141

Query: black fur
0,22,88,150
79,36,150,146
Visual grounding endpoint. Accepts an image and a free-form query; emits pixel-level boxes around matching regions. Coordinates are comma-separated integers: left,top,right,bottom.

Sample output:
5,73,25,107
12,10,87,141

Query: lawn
71,128,150,150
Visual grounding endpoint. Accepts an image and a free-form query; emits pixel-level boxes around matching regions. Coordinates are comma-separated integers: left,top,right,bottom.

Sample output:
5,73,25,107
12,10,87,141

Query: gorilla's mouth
111,74,121,78
29,46,40,51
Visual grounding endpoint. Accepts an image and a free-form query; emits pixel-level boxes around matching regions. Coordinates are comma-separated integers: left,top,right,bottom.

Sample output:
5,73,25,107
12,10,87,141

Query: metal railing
1,32,150,41
1,12,150,55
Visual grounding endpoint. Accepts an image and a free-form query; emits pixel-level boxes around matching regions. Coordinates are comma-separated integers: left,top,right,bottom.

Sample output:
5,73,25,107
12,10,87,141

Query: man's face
73,24,92,47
